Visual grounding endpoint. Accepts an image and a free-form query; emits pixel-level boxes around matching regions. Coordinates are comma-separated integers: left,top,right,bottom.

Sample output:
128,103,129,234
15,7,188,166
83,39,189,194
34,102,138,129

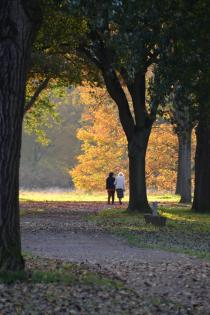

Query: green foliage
33,0,100,85
59,0,177,92
0,263,123,288
151,0,210,116
0,271,28,284
24,84,66,145
23,0,90,144
21,89,83,188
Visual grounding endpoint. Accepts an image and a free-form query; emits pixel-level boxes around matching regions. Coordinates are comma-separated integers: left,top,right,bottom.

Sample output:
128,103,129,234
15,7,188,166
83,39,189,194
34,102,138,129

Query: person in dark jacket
106,172,115,204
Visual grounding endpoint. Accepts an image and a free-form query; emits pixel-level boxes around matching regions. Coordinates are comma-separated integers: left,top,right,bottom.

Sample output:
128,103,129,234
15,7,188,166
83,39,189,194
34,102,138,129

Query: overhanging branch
24,77,50,114
102,68,135,140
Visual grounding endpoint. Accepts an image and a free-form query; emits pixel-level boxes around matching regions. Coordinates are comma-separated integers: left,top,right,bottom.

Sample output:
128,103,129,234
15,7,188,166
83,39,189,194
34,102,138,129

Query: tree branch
149,99,159,122
102,68,135,140
80,31,135,140
77,45,102,69
125,71,147,129
24,77,50,114
146,49,159,67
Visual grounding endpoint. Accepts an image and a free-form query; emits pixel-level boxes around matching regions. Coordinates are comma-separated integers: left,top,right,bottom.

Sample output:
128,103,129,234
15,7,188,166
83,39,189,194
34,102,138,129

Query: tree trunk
0,1,40,271
175,140,182,195
177,129,192,203
192,118,210,212
100,65,155,213
127,128,152,212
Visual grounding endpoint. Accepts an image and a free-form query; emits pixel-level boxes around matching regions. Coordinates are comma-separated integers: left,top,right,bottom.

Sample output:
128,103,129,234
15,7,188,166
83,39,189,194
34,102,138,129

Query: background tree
146,124,178,192
151,1,210,211
71,88,128,191
190,4,210,212
22,0,101,143
62,0,176,212
71,87,179,192
154,82,197,203
24,81,66,144
21,88,83,188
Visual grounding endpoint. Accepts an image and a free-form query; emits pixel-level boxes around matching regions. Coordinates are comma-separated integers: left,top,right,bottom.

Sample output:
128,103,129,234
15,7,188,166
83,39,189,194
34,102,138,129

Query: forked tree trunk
177,130,192,203
192,117,210,212
101,68,155,213
0,1,40,271
128,128,152,212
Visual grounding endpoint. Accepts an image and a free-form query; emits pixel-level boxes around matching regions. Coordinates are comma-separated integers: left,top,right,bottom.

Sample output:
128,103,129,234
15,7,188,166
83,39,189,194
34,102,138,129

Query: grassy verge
19,190,179,203
88,205,210,260
0,257,192,314
0,269,122,287
0,257,122,288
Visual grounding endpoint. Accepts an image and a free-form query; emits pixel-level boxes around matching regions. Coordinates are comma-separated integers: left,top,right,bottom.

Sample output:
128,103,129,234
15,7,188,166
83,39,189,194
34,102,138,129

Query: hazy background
20,91,83,190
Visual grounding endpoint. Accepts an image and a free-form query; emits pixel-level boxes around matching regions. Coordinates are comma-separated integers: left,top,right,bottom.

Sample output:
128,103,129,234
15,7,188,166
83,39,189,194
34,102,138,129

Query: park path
21,202,210,314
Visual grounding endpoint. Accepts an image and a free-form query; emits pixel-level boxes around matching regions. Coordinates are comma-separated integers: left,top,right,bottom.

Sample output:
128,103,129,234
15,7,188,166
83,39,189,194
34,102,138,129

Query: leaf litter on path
19,201,210,314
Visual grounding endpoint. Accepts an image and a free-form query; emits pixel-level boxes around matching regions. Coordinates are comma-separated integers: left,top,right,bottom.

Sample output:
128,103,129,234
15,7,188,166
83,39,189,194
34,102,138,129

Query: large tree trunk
127,128,152,212
0,1,40,271
177,129,192,203
100,68,156,213
192,117,210,212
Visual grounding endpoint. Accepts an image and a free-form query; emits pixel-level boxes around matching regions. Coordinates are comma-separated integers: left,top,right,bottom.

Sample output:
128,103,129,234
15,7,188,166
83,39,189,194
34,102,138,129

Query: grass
20,189,179,203
20,190,106,202
88,205,210,260
0,262,123,288
19,190,210,259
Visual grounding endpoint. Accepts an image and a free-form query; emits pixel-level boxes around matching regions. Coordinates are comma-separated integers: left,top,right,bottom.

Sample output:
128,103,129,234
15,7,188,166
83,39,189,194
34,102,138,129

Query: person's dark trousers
107,189,115,204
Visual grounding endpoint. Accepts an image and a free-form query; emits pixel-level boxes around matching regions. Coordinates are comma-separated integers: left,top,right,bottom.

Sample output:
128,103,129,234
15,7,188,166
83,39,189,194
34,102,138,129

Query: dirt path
21,203,210,314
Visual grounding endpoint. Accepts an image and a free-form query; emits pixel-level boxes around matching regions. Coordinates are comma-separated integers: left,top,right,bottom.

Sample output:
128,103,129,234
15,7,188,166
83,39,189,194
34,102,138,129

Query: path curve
21,203,210,314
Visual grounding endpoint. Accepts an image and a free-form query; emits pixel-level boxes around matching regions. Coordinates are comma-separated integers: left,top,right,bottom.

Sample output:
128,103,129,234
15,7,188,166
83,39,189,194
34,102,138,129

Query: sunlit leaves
70,86,193,192
24,81,67,145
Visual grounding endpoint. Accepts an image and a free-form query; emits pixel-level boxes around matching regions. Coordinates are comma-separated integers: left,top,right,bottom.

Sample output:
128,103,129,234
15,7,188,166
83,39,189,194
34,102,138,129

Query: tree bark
102,71,153,212
128,128,152,212
175,139,182,195
0,0,40,271
178,129,192,203
192,117,210,212
84,41,156,213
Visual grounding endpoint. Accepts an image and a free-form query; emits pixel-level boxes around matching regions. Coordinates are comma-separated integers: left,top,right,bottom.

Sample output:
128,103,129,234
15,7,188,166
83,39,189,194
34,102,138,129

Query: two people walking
106,172,125,205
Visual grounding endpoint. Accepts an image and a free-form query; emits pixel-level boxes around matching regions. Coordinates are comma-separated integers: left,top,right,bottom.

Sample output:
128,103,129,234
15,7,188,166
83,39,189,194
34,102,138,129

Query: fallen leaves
17,202,210,314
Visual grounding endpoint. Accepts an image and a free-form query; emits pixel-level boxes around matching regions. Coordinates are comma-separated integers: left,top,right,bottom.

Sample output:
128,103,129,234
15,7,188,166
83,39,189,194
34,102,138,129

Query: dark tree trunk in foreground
177,130,192,203
192,117,210,212
0,0,40,271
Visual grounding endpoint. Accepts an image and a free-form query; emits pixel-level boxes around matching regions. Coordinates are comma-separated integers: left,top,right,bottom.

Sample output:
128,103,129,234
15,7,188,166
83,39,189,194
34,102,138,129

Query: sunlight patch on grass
20,190,108,202
160,206,210,225
20,190,178,203
88,206,210,260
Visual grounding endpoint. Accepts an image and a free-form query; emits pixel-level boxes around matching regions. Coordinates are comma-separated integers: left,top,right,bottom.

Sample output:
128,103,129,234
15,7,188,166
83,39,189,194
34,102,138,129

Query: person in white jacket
115,172,125,205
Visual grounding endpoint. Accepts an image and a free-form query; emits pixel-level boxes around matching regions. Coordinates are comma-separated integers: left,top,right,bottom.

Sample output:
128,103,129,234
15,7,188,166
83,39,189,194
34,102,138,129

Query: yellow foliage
70,87,195,192
147,124,177,191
